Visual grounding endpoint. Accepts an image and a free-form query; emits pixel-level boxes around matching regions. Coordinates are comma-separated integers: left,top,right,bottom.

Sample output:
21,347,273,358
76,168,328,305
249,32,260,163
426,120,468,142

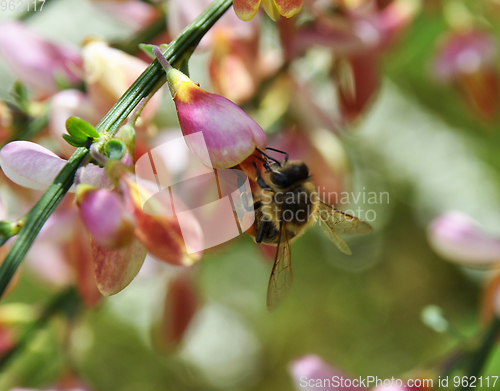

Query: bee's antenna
255,148,282,166
265,147,289,162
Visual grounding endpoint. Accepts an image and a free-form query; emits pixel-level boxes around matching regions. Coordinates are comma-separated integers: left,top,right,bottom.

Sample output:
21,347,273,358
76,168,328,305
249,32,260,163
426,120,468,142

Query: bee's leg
255,220,269,243
256,169,273,191
251,162,272,190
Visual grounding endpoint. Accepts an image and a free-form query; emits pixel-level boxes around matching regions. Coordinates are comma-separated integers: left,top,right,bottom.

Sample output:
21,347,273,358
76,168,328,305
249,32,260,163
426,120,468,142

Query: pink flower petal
78,188,135,248
76,164,114,190
92,236,147,296
428,211,500,265
0,141,112,192
168,69,267,169
0,141,66,190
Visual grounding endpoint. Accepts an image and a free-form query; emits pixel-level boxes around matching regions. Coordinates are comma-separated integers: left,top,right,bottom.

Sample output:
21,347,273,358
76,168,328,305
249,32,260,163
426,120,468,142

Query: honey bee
246,147,373,312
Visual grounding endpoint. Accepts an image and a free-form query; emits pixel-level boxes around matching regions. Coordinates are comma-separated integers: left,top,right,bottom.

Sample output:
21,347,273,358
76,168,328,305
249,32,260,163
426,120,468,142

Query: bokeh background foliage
1,0,500,390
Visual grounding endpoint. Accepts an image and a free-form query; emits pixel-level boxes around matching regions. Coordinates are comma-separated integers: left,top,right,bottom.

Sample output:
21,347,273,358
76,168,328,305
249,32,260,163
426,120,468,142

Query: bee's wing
317,202,373,254
318,218,352,255
267,222,293,312
317,201,373,235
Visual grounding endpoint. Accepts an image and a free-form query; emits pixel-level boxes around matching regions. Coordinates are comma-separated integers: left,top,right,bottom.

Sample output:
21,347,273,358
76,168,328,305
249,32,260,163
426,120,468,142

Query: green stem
0,0,234,298
459,317,500,391
0,287,79,370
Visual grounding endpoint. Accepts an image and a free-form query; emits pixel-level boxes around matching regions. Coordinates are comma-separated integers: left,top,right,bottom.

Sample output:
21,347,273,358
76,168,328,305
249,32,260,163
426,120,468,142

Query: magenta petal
167,69,267,169
78,188,135,248
428,211,500,265
91,236,147,296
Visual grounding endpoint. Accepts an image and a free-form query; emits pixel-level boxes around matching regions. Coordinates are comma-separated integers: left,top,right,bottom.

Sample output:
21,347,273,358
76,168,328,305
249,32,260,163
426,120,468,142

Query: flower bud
76,185,135,248
166,68,267,169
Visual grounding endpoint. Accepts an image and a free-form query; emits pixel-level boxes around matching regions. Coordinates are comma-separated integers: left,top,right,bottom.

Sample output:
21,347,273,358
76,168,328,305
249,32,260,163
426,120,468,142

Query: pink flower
432,30,499,118
0,21,82,97
0,141,203,297
428,211,500,266
428,212,500,321
165,68,267,169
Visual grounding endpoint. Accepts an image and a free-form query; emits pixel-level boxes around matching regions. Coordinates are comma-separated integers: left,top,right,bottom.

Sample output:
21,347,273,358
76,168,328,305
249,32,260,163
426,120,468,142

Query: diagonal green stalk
0,0,233,298
459,316,500,391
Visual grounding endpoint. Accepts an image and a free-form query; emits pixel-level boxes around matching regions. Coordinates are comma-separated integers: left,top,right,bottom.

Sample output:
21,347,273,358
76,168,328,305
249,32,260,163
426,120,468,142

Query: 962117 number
453,376,498,388
0,0,46,12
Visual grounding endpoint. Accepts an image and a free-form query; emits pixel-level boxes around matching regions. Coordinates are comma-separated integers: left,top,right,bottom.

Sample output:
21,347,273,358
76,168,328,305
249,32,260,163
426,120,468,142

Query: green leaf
11,81,30,114
65,117,100,140
139,43,168,59
62,134,86,148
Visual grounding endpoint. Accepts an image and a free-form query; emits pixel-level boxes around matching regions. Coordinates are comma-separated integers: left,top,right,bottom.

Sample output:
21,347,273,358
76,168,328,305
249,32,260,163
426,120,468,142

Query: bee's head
268,161,309,188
